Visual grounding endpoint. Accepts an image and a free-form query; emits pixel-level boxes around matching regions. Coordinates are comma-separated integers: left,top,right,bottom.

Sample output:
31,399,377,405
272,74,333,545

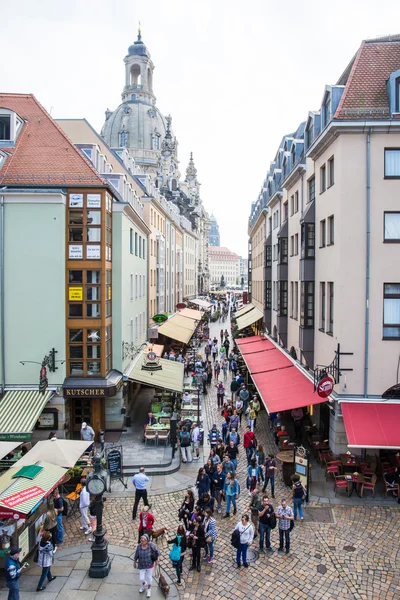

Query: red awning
236,335,262,345
253,366,323,414
237,339,275,355
244,349,292,375
341,402,400,449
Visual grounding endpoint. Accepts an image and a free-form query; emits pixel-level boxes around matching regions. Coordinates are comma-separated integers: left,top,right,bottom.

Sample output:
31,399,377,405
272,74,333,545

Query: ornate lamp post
86,455,111,578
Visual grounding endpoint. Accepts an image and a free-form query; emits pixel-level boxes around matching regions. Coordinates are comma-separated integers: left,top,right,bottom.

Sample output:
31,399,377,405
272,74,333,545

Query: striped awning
0,390,54,437
0,461,67,516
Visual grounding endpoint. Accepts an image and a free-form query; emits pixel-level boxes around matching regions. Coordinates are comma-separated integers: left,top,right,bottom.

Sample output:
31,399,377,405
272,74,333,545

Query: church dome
128,35,149,57
101,101,167,164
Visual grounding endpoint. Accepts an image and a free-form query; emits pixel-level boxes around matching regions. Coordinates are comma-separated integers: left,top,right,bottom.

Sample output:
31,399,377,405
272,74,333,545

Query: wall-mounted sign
316,376,335,398
87,245,101,259
2,486,45,509
69,194,83,208
152,314,168,324
87,194,101,208
69,287,83,301
147,351,157,361
64,388,105,397
176,303,186,309
69,245,83,259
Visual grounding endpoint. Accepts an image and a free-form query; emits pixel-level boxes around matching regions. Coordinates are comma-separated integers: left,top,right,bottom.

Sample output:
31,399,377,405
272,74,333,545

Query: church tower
101,29,168,176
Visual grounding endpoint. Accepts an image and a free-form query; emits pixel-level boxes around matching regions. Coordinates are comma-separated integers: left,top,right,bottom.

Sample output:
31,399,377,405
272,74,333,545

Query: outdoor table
340,454,360,471
181,404,201,413
344,473,365,497
146,424,170,431
156,412,171,420
276,450,295,486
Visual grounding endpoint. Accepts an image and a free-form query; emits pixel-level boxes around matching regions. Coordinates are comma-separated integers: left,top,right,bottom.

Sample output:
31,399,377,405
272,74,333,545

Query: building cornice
248,209,267,236
112,202,151,234
281,163,306,190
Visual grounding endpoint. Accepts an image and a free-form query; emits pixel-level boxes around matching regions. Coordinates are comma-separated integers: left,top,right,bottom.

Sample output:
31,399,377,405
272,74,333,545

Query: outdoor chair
333,474,350,497
145,431,158,447
65,483,82,518
383,476,399,498
157,430,170,446
318,450,333,466
360,462,376,476
360,473,377,497
325,460,341,481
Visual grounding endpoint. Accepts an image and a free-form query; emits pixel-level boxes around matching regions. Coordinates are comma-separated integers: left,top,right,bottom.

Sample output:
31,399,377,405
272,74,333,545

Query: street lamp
86,455,111,578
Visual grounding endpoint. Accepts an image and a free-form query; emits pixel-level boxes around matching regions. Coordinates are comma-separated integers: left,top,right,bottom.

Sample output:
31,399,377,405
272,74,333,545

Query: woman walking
256,444,266,484
133,533,160,598
138,505,155,543
36,531,57,591
203,509,218,564
246,458,261,494
221,358,228,381
223,472,240,518
213,360,220,380
246,402,257,432
189,516,205,573
196,468,210,497
216,382,225,408
178,490,195,530
168,525,187,585
43,502,58,549
234,514,254,568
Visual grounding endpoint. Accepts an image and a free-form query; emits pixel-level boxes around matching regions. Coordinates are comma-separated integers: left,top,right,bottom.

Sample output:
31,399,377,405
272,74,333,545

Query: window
130,274,134,300
283,202,288,222
268,217,272,234
294,281,298,320
265,280,272,310
308,177,315,203
328,157,334,186
273,211,279,229
384,149,400,177
294,191,299,214
278,281,288,317
265,244,272,268
320,220,326,248
119,131,127,146
290,282,294,318
320,164,326,193
383,283,400,339
301,223,315,258
290,195,294,216
290,235,294,257
0,115,11,141
300,282,314,328
325,282,334,334
273,282,278,311
273,244,278,261
328,215,335,245
135,232,138,256
384,212,400,241
320,282,326,331
139,235,142,258
294,233,299,256
278,238,288,264
130,228,133,253
142,238,145,259
135,275,138,299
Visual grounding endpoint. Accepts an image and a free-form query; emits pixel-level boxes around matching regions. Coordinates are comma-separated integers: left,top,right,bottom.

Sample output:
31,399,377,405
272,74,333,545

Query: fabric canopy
341,402,400,449
237,307,264,331
178,307,204,320
0,390,54,438
12,440,93,469
128,353,184,393
234,304,255,318
158,313,196,344
253,366,323,414
237,338,275,355
191,298,212,308
236,335,262,345
0,442,22,459
244,349,292,375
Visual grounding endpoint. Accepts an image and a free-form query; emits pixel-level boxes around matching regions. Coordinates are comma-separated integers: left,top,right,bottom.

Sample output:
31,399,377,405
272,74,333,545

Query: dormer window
0,115,10,140
119,131,128,147
0,109,23,146
323,94,331,128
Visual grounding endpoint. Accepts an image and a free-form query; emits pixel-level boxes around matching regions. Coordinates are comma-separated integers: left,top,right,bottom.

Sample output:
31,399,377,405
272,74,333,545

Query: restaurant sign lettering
2,486,45,509
316,376,335,398
65,388,105,397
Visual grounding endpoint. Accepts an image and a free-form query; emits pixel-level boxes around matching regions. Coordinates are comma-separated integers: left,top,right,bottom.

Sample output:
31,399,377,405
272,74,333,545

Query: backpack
269,512,277,529
181,431,190,447
231,529,241,549
62,498,69,517
169,535,182,563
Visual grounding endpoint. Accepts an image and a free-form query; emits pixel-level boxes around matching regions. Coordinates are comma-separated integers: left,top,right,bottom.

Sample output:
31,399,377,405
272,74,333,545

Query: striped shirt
204,517,218,541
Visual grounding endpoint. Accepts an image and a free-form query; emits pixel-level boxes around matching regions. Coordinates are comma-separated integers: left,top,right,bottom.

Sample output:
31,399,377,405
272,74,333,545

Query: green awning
0,390,54,439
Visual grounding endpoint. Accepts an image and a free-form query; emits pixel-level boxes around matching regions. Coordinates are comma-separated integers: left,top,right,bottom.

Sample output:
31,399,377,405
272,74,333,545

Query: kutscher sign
316,376,335,398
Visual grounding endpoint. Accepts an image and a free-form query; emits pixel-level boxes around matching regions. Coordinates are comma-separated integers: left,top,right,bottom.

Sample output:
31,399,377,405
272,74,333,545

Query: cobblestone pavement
61,314,400,600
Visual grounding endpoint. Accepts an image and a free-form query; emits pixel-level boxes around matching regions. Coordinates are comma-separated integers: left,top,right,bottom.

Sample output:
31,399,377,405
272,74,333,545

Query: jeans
207,539,214,558
263,476,275,496
174,556,184,583
245,447,253,464
226,495,236,514
279,528,290,552
236,543,248,565
192,545,201,569
214,488,223,510
37,566,53,589
231,458,237,470
132,489,149,520
6,580,20,600
259,523,272,550
293,498,304,520
56,513,64,544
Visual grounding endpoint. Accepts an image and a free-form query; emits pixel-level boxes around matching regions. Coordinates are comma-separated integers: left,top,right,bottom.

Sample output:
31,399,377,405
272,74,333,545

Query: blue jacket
5,556,22,583
224,479,240,497
196,473,210,495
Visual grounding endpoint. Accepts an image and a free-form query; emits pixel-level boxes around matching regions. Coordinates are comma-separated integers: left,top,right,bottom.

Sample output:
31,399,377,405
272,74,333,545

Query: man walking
5,546,27,600
53,488,64,544
239,385,250,413
277,498,294,555
79,479,91,534
132,467,150,520
180,426,192,463
263,454,278,498
191,423,200,460
80,422,95,451
258,495,275,553
243,426,256,465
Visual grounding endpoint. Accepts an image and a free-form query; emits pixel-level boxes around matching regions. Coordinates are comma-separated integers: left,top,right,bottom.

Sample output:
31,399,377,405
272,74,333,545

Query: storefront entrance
71,397,105,439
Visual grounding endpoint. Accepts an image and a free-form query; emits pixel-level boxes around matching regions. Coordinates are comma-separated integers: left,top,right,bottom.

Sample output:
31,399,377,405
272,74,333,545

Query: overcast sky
2,0,400,256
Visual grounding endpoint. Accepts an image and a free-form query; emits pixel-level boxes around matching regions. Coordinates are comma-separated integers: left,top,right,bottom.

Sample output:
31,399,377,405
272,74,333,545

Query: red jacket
243,431,255,449
138,511,155,532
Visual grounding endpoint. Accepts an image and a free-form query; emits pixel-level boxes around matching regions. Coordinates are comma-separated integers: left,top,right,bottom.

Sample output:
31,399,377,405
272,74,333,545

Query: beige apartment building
248,36,400,453
209,246,241,288
248,218,265,311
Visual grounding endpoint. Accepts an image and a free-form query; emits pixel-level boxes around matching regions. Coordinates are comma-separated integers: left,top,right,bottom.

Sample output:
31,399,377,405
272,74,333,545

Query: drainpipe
300,172,304,216
0,195,5,396
364,129,372,397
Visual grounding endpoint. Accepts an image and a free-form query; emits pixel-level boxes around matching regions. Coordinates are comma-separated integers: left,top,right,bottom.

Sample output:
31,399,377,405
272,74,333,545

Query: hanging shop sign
316,376,335,398
152,313,168,324
142,352,162,372
176,303,186,309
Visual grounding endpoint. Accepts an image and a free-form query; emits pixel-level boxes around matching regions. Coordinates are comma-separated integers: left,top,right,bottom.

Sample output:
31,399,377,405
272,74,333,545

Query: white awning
127,353,184,393
237,307,264,330
191,298,212,308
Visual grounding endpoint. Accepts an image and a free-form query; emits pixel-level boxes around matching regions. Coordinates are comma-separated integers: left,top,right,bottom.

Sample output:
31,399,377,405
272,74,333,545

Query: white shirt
81,426,95,441
79,486,90,509
191,426,200,442
235,521,254,545
132,472,150,490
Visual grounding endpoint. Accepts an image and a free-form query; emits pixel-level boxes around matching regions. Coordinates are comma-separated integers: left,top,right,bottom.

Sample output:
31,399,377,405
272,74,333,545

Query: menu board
87,245,100,259
107,448,122,477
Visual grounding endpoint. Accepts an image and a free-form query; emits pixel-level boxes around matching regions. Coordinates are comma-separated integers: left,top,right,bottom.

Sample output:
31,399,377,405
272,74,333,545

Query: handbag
150,543,159,563
289,520,295,531
33,545,39,563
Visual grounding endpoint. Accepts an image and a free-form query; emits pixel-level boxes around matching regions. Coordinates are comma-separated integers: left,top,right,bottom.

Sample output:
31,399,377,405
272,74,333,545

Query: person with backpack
180,426,192,463
291,474,305,521
168,525,186,585
246,458,261,494
52,488,64,544
258,495,276,553
203,509,218,564
223,472,240,518
233,514,254,568
133,533,160,597
263,454,278,498
191,423,201,460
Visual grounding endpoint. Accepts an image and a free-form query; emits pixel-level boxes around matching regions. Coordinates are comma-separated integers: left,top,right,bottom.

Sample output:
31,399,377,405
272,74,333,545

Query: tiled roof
0,94,106,186
209,246,240,258
335,38,400,119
